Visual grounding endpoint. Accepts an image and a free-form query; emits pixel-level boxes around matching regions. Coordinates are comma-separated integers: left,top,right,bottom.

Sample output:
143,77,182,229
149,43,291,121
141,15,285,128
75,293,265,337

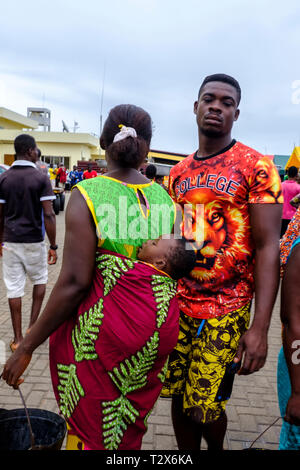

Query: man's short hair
14,134,36,156
167,238,196,280
145,164,157,179
198,73,241,105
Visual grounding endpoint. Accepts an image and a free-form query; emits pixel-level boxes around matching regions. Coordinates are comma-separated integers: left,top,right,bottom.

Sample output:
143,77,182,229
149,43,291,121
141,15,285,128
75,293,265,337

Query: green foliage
57,363,84,419
108,331,160,394
102,396,139,450
96,254,135,295
151,275,177,328
157,357,169,383
101,332,160,449
72,299,104,362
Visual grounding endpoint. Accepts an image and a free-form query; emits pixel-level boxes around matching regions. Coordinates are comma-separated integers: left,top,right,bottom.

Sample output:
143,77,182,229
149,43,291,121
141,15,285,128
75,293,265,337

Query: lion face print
169,141,283,319
182,189,251,285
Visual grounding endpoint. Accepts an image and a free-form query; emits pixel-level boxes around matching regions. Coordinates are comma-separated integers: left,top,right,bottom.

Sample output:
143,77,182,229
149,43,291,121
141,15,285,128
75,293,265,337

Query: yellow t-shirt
49,168,56,181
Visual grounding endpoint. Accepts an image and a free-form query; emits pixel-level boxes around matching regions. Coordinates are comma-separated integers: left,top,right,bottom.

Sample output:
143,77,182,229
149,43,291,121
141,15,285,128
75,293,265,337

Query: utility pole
99,62,106,156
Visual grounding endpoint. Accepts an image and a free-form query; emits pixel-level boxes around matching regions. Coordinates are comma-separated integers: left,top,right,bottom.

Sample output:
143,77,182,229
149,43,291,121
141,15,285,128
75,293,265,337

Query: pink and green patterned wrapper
49,248,179,450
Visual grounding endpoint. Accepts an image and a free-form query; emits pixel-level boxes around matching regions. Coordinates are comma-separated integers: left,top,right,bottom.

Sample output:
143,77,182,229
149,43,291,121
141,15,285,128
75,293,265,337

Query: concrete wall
0,129,99,169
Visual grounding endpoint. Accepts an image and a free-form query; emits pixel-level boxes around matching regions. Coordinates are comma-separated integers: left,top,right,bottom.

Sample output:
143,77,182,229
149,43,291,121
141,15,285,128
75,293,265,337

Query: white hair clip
113,124,137,143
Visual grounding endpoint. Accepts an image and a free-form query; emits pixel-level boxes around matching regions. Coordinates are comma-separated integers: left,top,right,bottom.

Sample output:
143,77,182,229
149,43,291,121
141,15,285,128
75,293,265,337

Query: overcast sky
1,0,300,156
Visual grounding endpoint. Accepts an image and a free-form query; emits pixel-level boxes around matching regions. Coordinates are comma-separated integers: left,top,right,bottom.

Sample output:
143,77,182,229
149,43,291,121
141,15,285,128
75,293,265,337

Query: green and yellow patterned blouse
75,175,176,259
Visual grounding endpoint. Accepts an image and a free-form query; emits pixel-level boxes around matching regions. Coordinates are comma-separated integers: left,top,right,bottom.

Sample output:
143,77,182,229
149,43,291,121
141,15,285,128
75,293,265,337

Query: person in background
35,149,47,239
48,164,57,189
0,134,57,352
83,163,98,179
281,166,300,237
56,163,67,189
278,235,300,449
35,149,48,176
155,174,167,188
69,166,79,188
77,167,83,182
145,163,157,180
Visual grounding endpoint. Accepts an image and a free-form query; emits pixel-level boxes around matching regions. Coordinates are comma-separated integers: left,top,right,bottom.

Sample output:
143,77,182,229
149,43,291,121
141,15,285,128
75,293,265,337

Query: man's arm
0,203,3,257
41,200,57,265
234,203,282,375
280,244,300,425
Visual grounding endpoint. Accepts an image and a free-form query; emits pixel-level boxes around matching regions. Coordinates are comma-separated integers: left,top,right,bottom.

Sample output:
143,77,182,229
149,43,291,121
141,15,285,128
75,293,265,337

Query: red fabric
83,170,98,179
49,249,179,450
57,167,67,183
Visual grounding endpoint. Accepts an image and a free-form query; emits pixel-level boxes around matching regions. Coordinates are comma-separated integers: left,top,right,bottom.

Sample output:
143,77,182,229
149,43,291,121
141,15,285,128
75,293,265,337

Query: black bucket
0,407,66,450
0,382,66,451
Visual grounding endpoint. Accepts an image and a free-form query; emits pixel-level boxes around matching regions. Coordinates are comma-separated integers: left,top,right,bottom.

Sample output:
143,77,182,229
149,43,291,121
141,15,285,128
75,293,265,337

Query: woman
278,236,300,450
2,104,178,450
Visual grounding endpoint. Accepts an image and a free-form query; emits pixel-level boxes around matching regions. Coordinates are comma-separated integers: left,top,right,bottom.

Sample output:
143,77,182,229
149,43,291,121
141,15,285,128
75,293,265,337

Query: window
41,156,70,169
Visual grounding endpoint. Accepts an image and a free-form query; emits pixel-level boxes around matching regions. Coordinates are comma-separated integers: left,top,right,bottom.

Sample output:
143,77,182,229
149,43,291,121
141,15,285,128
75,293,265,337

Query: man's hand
1,348,32,388
285,393,300,426
233,326,268,375
48,248,57,265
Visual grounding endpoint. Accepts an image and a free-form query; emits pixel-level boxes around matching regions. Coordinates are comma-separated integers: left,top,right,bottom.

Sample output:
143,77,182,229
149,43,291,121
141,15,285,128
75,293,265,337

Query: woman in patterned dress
2,105,180,450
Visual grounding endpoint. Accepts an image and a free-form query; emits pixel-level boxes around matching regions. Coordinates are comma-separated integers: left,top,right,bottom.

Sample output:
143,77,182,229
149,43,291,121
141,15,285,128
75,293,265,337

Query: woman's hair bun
100,104,152,169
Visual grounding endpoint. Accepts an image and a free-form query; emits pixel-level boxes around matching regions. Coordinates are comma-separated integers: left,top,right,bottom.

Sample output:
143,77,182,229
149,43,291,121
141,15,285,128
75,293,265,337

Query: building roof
0,129,99,150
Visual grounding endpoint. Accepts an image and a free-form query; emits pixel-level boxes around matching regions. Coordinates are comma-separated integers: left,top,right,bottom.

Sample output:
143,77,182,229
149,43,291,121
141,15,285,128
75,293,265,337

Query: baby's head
137,235,196,280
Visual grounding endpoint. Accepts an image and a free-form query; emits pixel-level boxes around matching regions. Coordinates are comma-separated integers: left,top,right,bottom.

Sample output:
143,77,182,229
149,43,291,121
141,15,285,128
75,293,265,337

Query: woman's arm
281,244,300,425
2,189,97,387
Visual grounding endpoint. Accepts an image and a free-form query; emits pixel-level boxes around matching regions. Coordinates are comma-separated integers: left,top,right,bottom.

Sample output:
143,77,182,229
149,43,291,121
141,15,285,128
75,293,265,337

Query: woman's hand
1,347,32,388
285,393,300,426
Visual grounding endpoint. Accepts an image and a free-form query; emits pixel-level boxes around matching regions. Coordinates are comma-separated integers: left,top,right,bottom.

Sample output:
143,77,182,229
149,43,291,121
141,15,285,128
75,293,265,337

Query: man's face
194,81,240,138
29,145,39,163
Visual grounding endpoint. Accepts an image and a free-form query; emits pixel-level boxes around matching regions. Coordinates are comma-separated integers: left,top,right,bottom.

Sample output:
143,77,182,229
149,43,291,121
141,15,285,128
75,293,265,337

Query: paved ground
0,193,283,450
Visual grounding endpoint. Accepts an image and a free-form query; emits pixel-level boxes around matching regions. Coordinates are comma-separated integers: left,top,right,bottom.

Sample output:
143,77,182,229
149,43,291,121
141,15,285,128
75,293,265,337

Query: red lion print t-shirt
169,140,283,319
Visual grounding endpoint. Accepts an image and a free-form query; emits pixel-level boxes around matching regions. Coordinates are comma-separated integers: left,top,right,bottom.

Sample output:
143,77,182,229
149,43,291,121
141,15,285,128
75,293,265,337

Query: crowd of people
0,73,299,451
47,162,100,190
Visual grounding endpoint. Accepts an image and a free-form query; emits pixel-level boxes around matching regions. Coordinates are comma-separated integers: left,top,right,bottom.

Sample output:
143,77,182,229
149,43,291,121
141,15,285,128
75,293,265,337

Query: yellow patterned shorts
161,303,250,424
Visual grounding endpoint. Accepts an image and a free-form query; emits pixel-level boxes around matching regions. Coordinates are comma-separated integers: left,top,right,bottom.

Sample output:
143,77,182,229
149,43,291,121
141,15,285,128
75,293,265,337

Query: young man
69,165,80,188
0,134,57,351
48,163,57,189
161,74,283,450
83,163,98,179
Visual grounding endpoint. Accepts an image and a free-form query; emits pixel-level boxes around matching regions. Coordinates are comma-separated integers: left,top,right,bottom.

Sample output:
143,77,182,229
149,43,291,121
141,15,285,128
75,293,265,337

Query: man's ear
193,101,198,115
234,108,240,121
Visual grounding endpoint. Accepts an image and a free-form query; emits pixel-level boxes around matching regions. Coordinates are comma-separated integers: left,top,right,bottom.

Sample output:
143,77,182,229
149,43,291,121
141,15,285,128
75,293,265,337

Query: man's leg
171,395,203,450
28,283,46,331
202,412,227,450
25,242,48,331
3,243,26,349
8,297,23,346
